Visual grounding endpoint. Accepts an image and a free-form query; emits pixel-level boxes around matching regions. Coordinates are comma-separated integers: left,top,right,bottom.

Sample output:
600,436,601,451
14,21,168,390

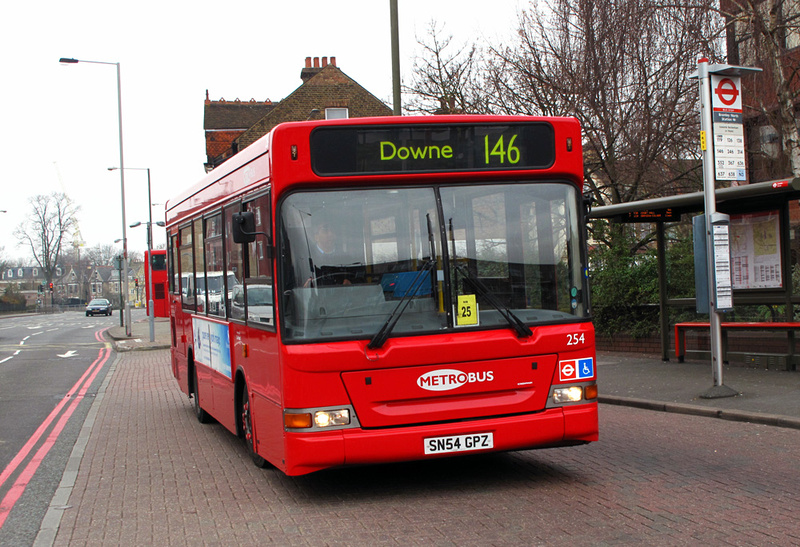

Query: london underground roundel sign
711,75,742,112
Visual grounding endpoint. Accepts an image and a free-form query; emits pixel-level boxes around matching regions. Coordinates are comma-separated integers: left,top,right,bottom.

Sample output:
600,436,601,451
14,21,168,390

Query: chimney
301,56,329,83
301,56,337,83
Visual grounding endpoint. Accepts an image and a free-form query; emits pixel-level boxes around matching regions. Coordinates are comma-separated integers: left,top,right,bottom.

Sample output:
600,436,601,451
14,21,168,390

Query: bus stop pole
697,58,726,390
697,58,736,397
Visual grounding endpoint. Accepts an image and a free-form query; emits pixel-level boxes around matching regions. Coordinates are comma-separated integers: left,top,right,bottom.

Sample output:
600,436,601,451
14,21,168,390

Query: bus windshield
279,182,586,343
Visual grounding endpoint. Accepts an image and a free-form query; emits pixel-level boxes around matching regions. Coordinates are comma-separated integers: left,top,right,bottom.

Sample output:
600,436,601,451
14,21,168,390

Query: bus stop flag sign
710,75,746,182
712,76,741,111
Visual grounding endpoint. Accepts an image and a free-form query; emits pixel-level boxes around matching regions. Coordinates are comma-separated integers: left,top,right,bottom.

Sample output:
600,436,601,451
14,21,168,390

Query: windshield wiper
454,264,533,338
367,259,435,350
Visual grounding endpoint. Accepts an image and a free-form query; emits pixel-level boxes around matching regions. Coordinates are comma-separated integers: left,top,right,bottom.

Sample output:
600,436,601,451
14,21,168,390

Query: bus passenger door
172,227,197,393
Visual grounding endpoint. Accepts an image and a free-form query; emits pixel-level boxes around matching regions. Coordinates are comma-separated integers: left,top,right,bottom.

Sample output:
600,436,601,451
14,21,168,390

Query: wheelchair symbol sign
578,358,594,379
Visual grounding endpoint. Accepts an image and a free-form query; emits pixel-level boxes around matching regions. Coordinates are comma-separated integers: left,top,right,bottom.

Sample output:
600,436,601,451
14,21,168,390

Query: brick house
0,266,63,308
204,95,275,171
204,56,392,170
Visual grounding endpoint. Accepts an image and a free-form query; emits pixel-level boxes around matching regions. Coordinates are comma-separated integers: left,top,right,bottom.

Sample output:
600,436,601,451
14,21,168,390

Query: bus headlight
285,405,357,430
315,409,350,428
553,386,583,404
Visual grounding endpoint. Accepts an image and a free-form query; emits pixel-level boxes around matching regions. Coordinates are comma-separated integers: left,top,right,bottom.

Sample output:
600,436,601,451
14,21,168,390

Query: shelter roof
590,178,800,221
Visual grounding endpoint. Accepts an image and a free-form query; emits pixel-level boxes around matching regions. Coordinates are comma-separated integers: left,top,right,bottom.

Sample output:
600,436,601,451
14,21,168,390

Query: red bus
144,249,168,318
166,115,597,476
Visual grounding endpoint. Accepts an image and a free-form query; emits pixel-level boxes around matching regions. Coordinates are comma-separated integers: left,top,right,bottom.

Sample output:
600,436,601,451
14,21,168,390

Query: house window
325,107,348,120
17,269,23,277
785,0,800,49
32,268,38,276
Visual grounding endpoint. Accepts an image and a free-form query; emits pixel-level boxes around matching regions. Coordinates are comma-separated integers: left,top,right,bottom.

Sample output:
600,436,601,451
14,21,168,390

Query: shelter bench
674,322,800,370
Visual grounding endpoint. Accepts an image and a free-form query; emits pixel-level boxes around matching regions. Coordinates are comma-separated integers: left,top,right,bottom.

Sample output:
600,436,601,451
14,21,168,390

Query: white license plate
424,432,494,455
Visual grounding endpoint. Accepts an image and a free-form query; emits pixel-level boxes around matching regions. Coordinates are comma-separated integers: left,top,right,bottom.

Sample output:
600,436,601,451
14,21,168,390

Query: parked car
86,298,113,316
230,284,273,324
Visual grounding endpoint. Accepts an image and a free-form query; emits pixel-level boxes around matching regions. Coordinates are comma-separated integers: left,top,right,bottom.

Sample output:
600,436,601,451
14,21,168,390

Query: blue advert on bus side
193,317,232,379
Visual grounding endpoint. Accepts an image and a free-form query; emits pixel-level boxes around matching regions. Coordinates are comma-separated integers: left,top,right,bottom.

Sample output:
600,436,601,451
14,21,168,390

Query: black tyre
241,386,269,468
192,366,212,424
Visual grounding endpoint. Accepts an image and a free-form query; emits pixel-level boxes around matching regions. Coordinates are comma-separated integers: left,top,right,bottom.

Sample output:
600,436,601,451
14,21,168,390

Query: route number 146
484,135,520,165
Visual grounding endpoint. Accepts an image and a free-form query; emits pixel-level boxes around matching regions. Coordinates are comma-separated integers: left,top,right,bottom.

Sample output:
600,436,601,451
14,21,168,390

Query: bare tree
403,21,490,115
0,246,8,277
722,0,800,180
14,193,78,285
83,243,122,266
487,1,722,210
406,1,723,252
128,250,143,264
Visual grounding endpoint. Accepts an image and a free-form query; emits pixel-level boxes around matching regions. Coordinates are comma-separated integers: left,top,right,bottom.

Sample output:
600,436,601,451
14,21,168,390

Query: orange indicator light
284,412,312,429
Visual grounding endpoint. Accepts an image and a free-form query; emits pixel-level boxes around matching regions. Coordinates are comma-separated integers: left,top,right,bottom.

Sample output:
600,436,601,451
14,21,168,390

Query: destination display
619,208,679,223
310,123,556,175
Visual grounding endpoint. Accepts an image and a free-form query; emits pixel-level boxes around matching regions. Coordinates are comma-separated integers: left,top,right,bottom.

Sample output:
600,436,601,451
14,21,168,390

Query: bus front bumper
282,404,598,476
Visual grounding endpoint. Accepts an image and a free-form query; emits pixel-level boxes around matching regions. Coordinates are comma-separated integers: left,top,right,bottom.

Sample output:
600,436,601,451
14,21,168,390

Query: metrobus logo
417,369,494,391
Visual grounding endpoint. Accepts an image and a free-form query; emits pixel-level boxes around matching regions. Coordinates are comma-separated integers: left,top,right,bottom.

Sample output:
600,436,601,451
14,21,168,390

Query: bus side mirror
582,191,594,224
232,212,256,244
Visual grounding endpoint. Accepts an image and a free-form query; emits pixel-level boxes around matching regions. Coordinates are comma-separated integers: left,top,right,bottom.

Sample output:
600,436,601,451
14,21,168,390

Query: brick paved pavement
29,318,800,545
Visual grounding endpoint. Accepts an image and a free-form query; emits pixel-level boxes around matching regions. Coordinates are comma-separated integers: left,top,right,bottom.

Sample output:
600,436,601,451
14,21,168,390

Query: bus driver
305,222,354,286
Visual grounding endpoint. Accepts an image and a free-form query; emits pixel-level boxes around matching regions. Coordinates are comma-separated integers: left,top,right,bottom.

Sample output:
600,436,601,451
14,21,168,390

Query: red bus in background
166,115,597,476
145,249,168,318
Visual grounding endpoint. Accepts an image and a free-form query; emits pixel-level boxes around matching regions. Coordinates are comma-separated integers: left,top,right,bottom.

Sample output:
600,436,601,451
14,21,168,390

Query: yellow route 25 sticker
455,294,479,326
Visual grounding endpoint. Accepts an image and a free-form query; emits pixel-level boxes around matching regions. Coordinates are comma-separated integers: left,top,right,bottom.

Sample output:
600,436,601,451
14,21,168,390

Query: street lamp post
59,57,131,336
111,167,157,341
390,0,401,115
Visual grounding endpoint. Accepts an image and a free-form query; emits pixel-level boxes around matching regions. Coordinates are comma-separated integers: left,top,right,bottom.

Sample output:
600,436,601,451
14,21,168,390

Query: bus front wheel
241,386,269,468
192,365,211,424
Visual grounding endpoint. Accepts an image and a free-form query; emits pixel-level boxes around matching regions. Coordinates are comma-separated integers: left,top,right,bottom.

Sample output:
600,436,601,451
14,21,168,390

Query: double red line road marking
0,328,113,529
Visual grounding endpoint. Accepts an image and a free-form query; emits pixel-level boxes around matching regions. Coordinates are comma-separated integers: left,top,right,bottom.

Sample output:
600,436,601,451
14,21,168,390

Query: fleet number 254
567,333,585,346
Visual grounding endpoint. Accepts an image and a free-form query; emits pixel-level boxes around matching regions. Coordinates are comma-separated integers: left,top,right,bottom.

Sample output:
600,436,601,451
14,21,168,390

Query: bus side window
204,213,225,318
194,219,205,314
224,203,244,319
168,234,178,294
244,194,274,326
179,226,195,310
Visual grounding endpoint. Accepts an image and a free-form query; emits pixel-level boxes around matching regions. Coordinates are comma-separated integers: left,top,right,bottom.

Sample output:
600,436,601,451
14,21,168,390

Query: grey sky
1,0,520,259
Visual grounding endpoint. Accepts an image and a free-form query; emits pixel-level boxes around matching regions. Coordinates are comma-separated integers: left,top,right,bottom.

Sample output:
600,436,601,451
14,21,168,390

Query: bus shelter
589,178,800,363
